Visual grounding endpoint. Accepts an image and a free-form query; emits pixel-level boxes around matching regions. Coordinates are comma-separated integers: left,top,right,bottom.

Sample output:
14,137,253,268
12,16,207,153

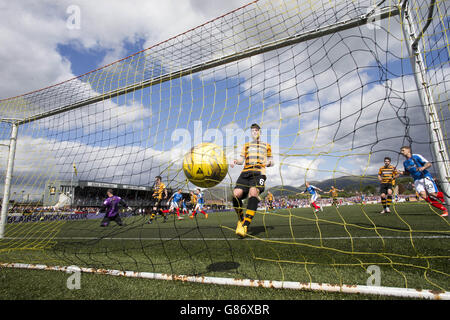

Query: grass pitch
0,202,449,300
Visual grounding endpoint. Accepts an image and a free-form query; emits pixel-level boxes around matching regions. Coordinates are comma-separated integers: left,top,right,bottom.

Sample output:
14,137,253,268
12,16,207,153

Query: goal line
1,262,448,300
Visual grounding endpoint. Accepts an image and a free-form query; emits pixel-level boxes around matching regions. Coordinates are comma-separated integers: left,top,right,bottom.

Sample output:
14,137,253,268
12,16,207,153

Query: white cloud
0,0,250,100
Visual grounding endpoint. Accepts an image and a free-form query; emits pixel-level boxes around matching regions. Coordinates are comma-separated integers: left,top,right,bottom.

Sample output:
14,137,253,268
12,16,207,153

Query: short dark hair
401,146,411,151
384,157,391,161
155,175,162,180
251,123,261,130
107,189,114,195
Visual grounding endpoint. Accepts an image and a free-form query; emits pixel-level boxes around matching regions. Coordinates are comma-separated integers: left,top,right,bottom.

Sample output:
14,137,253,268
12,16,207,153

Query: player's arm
119,198,128,207
97,200,108,214
231,144,246,168
377,168,383,182
163,188,168,199
119,198,132,211
266,144,274,167
418,161,431,172
266,156,274,167
231,155,245,168
399,165,409,176
393,167,400,179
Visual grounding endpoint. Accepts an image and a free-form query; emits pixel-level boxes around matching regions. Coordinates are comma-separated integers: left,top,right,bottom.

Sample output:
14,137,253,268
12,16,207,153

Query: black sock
243,196,259,227
232,196,244,221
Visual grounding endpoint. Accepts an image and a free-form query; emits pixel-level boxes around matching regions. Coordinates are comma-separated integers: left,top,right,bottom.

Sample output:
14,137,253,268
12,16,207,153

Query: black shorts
101,214,123,227
380,183,393,195
235,171,266,197
153,199,163,209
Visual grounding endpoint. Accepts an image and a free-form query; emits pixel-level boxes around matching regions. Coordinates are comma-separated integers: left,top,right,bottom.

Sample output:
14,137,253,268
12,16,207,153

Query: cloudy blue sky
0,0,448,199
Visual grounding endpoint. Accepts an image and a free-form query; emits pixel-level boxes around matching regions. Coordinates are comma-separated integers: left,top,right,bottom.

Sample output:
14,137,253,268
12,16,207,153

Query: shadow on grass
248,225,275,236
206,261,240,273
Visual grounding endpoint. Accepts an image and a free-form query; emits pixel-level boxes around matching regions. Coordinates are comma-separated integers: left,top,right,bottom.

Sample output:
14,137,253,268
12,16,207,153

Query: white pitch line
2,235,450,241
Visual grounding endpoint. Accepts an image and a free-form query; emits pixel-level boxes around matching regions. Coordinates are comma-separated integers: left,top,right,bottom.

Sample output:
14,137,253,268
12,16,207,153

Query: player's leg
232,188,245,222
161,206,171,215
386,188,393,213
333,198,339,208
148,199,162,224
241,186,260,228
233,172,250,222
426,191,448,216
191,203,199,218
100,215,111,227
237,175,265,237
159,202,170,221
417,179,448,216
310,194,320,212
380,190,387,213
175,203,184,220
317,194,323,211
199,203,208,218
113,214,124,226
147,206,157,224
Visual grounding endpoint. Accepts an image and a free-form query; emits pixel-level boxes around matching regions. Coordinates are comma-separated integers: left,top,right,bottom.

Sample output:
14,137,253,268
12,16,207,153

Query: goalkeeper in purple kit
99,189,132,227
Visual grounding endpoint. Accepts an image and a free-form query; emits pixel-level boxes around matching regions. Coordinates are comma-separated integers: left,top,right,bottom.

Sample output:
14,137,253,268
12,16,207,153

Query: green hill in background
204,175,415,200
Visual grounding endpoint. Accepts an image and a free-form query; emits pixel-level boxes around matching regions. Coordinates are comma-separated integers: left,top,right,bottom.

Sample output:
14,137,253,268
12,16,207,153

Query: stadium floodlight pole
400,0,450,211
0,122,19,238
15,5,399,126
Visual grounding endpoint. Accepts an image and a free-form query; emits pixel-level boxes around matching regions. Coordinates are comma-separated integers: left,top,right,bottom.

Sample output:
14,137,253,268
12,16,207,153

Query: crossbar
16,6,399,125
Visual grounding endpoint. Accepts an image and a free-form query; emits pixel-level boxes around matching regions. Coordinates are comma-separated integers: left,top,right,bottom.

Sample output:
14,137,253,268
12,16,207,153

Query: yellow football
182,142,228,188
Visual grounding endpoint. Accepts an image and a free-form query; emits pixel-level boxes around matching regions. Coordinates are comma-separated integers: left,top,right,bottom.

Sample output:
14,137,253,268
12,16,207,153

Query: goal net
0,0,449,299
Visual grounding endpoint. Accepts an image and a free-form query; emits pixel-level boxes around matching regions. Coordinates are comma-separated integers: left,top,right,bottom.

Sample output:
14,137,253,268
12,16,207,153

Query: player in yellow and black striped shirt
265,191,274,210
147,175,168,224
230,123,274,237
377,157,399,214
326,186,343,208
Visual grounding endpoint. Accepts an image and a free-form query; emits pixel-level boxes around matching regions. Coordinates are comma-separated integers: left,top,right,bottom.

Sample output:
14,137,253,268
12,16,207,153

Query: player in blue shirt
98,189,132,227
301,182,324,213
191,188,208,219
399,146,447,217
167,189,184,220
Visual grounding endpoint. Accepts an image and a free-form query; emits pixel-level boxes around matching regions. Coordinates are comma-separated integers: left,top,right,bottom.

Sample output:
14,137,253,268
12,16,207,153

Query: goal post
0,122,18,239
400,0,450,211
